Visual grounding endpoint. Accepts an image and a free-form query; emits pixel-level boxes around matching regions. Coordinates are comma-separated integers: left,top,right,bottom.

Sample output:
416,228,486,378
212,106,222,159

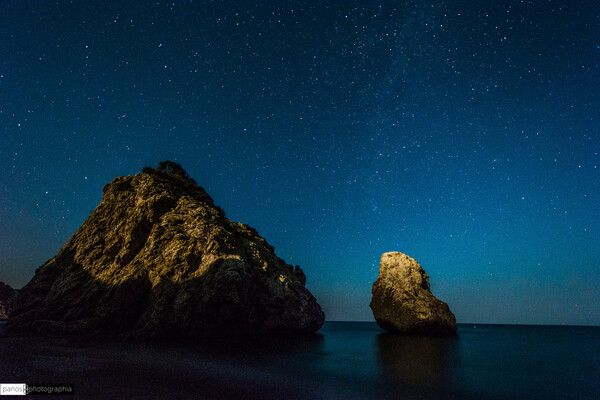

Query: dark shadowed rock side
0,282,16,320
370,252,456,336
6,161,324,338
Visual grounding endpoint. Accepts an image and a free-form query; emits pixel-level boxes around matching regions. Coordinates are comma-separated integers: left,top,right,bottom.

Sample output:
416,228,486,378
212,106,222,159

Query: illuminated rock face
0,282,15,320
7,162,324,338
370,252,456,336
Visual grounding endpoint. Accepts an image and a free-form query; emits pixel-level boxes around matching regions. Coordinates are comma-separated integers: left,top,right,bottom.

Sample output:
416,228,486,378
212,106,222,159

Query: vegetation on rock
0,282,16,320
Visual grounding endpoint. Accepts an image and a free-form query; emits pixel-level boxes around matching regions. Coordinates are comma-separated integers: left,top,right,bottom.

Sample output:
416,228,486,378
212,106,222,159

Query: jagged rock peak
370,252,457,336
7,162,324,338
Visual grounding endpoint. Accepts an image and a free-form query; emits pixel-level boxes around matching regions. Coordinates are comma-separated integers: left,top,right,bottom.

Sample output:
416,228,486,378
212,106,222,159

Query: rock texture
7,161,324,338
0,282,16,320
370,252,456,335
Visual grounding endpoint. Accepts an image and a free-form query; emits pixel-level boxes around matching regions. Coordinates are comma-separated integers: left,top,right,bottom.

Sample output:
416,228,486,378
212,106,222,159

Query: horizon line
324,320,600,328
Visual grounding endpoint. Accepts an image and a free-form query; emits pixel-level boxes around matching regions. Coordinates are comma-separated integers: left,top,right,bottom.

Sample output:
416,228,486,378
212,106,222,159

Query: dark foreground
1,321,598,399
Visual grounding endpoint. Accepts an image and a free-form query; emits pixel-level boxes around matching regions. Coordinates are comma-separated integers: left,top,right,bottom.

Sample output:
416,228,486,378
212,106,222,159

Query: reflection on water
376,332,460,398
1,323,598,399
192,331,326,358
0,332,328,400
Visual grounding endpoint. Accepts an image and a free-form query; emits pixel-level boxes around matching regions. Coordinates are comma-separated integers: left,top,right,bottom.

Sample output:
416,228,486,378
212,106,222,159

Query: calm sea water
1,321,598,399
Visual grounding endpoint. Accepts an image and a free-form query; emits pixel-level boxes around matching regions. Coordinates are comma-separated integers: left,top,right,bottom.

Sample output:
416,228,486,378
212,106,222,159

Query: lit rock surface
0,282,16,320
7,161,324,338
370,252,456,335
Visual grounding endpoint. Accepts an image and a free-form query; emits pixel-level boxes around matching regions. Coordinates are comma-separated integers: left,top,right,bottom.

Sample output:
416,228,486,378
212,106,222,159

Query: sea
0,321,598,399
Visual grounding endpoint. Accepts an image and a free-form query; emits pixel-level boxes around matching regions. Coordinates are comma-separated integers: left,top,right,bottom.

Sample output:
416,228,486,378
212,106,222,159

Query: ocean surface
1,321,598,399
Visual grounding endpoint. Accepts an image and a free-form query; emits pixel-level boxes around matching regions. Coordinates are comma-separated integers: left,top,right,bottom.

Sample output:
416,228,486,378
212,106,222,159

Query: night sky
1,1,598,325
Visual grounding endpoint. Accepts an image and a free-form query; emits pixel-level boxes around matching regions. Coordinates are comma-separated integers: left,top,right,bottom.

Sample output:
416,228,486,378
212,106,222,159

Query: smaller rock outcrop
0,282,16,320
370,252,456,335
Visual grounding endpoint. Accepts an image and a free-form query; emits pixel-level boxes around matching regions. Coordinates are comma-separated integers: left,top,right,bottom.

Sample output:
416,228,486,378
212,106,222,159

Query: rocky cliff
0,282,16,320
6,161,324,338
370,252,456,335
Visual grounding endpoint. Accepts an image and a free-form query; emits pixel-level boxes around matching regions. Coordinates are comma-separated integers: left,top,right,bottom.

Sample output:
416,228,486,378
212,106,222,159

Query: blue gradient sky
1,1,598,325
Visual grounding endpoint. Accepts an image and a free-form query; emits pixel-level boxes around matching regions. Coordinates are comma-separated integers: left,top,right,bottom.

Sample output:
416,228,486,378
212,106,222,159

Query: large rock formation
370,252,456,335
0,282,16,320
7,161,324,338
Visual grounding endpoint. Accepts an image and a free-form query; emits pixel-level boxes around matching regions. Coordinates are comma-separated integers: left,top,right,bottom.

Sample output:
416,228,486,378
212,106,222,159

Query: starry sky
1,0,598,325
